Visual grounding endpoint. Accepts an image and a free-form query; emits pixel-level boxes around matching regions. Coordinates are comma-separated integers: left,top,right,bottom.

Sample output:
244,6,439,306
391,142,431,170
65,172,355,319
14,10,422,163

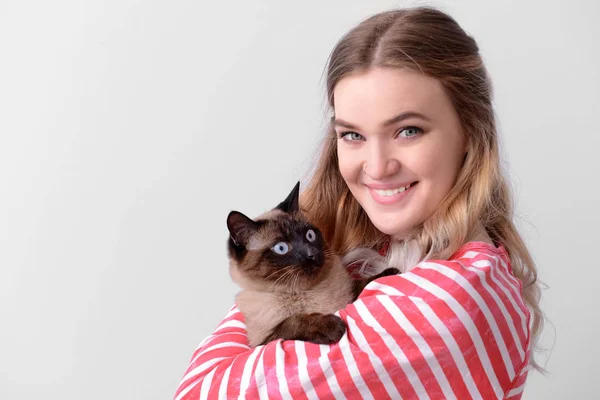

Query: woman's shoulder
450,223,509,263
419,240,516,292
450,240,511,265
380,240,521,309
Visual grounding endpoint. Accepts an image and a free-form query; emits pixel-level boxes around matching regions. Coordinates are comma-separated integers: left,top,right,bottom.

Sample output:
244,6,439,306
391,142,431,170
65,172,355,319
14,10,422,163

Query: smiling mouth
367,181,418,205
371,182,417,196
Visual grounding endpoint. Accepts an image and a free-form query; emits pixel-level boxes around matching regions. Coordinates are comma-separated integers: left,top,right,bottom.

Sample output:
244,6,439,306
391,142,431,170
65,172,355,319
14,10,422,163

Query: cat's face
226,182,334,290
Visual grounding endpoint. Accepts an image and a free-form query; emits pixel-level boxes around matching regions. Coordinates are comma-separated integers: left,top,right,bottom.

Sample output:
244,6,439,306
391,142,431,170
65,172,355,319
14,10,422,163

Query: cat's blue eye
272,242,289,255
306,229,316,242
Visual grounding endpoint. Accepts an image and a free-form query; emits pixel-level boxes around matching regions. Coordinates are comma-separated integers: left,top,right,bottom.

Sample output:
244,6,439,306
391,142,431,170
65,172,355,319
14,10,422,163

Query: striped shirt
174,241,531,399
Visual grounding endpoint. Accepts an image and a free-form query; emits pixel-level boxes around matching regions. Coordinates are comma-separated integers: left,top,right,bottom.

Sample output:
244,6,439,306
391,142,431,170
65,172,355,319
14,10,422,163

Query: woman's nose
363,142,400,180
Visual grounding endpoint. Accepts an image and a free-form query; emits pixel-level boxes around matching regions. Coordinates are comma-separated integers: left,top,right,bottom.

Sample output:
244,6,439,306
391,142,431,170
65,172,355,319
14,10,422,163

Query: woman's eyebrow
333,111,431,130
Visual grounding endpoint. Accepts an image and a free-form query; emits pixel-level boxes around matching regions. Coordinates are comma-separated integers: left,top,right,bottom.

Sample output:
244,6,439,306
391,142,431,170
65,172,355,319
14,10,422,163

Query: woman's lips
367,181,418,205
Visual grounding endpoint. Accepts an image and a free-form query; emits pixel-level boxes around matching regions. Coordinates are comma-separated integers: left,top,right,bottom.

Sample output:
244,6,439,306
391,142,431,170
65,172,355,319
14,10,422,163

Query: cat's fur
226,182,398,347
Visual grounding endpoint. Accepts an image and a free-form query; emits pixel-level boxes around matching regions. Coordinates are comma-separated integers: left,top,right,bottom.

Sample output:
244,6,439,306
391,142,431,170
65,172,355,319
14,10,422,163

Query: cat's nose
304,248,324,266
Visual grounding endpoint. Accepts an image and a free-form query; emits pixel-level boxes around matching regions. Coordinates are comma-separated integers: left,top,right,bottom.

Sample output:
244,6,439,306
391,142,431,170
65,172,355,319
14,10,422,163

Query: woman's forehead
332,67,453,128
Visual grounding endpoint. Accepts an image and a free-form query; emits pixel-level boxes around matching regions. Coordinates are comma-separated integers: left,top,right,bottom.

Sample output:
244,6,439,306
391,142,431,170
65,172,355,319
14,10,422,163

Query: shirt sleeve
173,249,531,400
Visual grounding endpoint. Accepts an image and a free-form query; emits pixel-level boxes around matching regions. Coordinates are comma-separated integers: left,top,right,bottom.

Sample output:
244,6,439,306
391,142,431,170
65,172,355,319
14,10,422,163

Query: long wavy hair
299,6,545,372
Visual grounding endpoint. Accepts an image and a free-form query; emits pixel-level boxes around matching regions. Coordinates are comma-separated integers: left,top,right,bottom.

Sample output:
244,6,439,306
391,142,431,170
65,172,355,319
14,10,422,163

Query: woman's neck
466,221,495,246
390,221,496,248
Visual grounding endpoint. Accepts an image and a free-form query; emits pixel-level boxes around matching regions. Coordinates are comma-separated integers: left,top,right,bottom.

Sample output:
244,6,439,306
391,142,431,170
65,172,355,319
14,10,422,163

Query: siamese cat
226,182,399,347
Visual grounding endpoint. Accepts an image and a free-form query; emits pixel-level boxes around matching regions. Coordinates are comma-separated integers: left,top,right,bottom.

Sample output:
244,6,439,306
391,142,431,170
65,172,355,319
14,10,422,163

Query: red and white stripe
174,242,531,399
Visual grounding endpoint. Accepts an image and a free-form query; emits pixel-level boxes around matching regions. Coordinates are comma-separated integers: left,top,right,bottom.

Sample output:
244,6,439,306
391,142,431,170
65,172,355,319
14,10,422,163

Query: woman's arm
174,248,531,400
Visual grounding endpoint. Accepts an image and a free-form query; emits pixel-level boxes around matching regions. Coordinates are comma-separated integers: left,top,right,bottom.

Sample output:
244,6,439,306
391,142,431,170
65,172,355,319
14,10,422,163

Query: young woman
174,6,543,399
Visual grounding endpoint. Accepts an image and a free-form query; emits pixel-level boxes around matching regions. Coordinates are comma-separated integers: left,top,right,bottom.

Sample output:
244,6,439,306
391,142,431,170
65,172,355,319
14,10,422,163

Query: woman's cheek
336,151,354,183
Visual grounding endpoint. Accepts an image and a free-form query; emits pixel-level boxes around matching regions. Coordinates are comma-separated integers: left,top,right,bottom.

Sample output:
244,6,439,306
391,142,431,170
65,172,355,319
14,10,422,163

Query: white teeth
374,183,412,196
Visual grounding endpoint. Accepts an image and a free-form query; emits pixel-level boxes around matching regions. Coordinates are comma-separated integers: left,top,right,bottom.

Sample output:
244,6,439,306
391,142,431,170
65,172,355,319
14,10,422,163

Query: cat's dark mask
226,182,327,275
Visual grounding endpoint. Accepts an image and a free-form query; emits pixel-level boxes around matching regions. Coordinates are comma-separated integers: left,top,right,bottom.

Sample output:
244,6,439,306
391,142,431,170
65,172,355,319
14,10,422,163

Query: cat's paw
304,313,346,345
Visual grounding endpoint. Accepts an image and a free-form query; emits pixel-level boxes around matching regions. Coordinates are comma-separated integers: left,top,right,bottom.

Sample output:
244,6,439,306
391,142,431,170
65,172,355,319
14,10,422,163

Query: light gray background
1,0,598,399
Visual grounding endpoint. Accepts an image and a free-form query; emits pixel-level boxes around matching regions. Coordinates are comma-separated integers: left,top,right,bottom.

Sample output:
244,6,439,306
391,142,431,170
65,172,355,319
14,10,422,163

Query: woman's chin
371,220,408,238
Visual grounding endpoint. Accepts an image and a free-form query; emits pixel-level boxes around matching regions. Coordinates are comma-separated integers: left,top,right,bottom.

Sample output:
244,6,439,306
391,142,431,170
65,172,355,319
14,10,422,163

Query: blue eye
339,132,364,141
399,126,423,138
306,229,316,242
271,242,289,255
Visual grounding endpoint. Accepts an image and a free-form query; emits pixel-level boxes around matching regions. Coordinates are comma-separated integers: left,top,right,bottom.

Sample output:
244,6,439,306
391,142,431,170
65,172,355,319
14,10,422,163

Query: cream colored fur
230,255,354,347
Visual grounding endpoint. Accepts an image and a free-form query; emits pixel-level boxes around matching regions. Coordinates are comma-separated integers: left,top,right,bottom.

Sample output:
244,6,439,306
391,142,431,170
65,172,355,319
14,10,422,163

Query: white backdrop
1,0,598,399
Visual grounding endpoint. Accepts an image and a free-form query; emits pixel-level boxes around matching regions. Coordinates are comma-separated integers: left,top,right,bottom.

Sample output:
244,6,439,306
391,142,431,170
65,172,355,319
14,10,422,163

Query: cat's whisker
286,269,301,290
265,268,283,281
267,265,295,283
270,265,295,288
286,269,297,291
292,271,301,293
270,271,286,287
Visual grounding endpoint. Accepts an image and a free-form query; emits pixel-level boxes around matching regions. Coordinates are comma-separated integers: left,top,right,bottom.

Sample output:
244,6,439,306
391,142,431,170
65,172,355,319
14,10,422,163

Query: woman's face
334,67,467,238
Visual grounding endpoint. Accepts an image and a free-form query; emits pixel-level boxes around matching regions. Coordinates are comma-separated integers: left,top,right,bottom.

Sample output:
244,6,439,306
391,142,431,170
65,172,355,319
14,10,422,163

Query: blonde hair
299,6,545,372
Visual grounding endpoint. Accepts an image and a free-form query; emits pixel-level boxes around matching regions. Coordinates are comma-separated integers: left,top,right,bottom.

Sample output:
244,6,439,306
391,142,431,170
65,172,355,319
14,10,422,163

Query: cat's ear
227,211,258,246
276,181,300,213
